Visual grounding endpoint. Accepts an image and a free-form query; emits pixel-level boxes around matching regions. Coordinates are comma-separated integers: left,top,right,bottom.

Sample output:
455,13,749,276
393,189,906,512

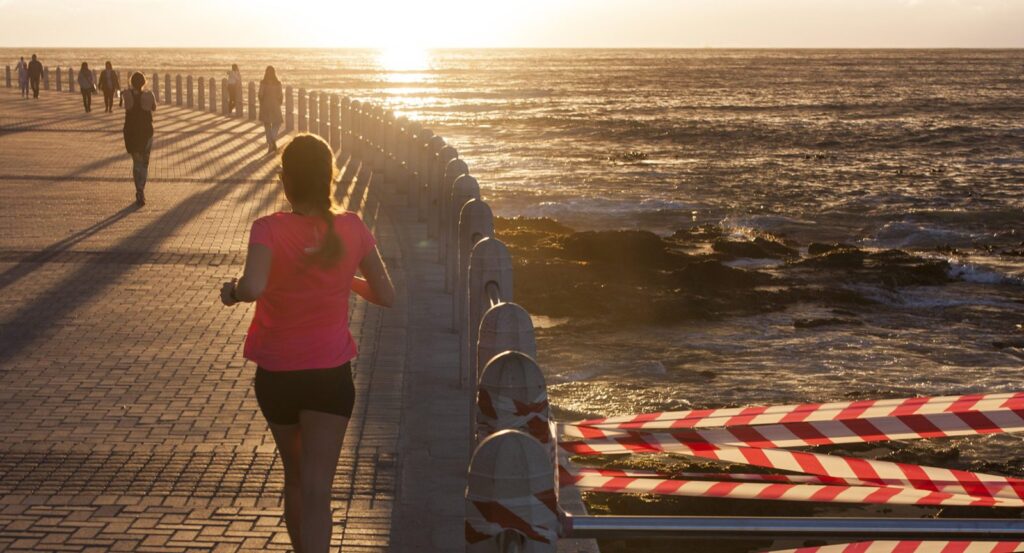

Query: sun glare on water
376,47,431,73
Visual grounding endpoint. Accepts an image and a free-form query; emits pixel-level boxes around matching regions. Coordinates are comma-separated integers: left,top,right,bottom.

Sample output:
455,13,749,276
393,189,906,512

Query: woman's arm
353,245,395,307
220,243,272,305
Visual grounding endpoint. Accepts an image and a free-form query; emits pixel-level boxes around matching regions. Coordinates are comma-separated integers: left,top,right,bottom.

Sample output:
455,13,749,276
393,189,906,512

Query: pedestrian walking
227,64,242,114
27,54,43,99
15,57,29,98
122,72,156,207
98,61,121,113
258,65,284,154
219,134,395,553
78,62,96,113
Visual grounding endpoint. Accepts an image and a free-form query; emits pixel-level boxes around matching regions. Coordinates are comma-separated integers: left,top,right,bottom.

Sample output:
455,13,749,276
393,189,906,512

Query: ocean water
5,48,1024,540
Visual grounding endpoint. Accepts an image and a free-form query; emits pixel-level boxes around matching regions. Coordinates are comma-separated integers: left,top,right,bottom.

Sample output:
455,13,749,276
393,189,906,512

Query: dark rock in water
670,224,725,244
866,249,950,286
993,339,1024,349
672,260,773,289
794,317,864,329
494,216,574,235
561,230,688,269
808,242,858,256
796,248,867,269
712,237,798,259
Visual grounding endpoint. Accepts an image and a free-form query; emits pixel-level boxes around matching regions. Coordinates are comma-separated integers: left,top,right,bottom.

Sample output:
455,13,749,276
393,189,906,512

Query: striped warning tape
559,438,1024,501
576,392,1024,432
559,403,1024,449
465,489,560,545
568,473,1024,507
764,541,1024,553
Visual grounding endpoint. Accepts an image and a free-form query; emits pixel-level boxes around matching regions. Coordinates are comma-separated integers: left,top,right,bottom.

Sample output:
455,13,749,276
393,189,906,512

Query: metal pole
567,516,1024,541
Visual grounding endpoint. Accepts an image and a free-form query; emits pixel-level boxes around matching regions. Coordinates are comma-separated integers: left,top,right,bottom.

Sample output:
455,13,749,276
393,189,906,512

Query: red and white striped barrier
570,473,1024,507
465,489,561,545
765,541,1024,553
478,389,551,444
576,393,1024,432
559,439,1024,501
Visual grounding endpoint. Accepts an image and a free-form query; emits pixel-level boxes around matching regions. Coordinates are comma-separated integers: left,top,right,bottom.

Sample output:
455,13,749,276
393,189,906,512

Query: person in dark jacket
78,62,96,113
27,54,43,99
98,61,121,113
122,72,156,206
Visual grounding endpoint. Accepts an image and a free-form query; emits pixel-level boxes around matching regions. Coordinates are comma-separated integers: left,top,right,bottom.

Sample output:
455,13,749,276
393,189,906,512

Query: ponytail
280,134,344,267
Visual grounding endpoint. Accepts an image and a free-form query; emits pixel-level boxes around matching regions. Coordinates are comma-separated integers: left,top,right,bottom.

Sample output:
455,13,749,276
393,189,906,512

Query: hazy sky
1,0,1022,48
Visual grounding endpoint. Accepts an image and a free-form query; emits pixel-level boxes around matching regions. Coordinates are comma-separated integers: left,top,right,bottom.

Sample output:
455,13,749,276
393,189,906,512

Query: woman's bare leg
298,410,349,553
268,422,304,553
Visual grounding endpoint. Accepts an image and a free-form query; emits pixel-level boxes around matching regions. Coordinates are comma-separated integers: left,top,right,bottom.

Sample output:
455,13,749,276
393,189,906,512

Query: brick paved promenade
0,89,468,551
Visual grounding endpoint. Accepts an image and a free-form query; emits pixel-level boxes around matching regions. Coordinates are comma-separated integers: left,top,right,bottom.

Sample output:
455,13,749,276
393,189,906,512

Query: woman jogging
219,133,395,553
122,72,155,206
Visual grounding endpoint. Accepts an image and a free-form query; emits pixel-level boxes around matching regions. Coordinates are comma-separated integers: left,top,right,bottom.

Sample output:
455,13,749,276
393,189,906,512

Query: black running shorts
254,363,355,425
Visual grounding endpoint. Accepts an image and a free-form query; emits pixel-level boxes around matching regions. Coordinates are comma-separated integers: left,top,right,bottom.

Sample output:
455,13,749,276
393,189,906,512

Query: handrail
567,515,1024,541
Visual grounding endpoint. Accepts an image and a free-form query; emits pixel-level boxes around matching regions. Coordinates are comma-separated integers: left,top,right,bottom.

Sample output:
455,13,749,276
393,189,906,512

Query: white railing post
248,80,256,121
165,73,171,106
221,78,229,115
43,67,49,90
416,129,435,222
297,88,307,132
329,94,340,151
318,91,329,140
467,237,514,388
197,77,205,110
4,65,10,88
441,158,469,269
55,66,62,92
456,196,492,334
450,175,482,298
152,73,159,103
285,86,294,131
308,90,319,138
340,97,352,155
466,430,559,553
175,74,182,106
209,77,217,114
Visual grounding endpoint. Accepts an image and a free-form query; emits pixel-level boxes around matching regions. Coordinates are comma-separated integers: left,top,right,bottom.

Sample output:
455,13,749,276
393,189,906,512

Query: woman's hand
220,278,238,306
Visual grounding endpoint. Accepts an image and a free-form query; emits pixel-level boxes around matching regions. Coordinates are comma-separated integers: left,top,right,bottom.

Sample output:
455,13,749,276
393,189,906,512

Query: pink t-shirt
243,211,377,371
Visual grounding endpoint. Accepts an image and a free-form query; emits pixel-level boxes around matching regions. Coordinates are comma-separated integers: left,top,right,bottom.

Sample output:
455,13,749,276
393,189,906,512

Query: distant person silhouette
15,57,29,98
122,72,156,207
78,62,96,113
258,66,284,154
219,134,394,553
227,64,242,115
27,54,43,99
98,61,121,113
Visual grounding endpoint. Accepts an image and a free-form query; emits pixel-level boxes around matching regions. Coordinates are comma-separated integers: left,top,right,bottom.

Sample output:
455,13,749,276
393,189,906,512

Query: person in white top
15,57,29,98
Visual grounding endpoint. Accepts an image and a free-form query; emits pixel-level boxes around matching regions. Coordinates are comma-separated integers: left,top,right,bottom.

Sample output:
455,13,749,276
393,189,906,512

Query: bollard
197,77,205,111
4,65,10,88
308,91,319,138
187,75,193,108
340,97,352,155
209,77,217,114
427,137,450,238
449,175,481,297
466,430,559,553
441,158,470,270
392,115,409,193
416,129,435,222
297,89,307,132
285,86,294,131
476,351,549,445
329,94,340,151
175,74,182,106
68,67,75,93
477,304,538,388
55,66,61,92
221,78,229,115
165,73,171,106
319,91,329,140
248,81,256,121
405,121,422,208
457,200,496,387
382,111,397,188
153,73,159,102
467,238,514,389
43,67,49,90
350,100,363,159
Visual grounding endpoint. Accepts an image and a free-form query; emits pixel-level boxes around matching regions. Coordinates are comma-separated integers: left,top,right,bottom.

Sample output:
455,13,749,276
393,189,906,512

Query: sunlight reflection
376,47,432,83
